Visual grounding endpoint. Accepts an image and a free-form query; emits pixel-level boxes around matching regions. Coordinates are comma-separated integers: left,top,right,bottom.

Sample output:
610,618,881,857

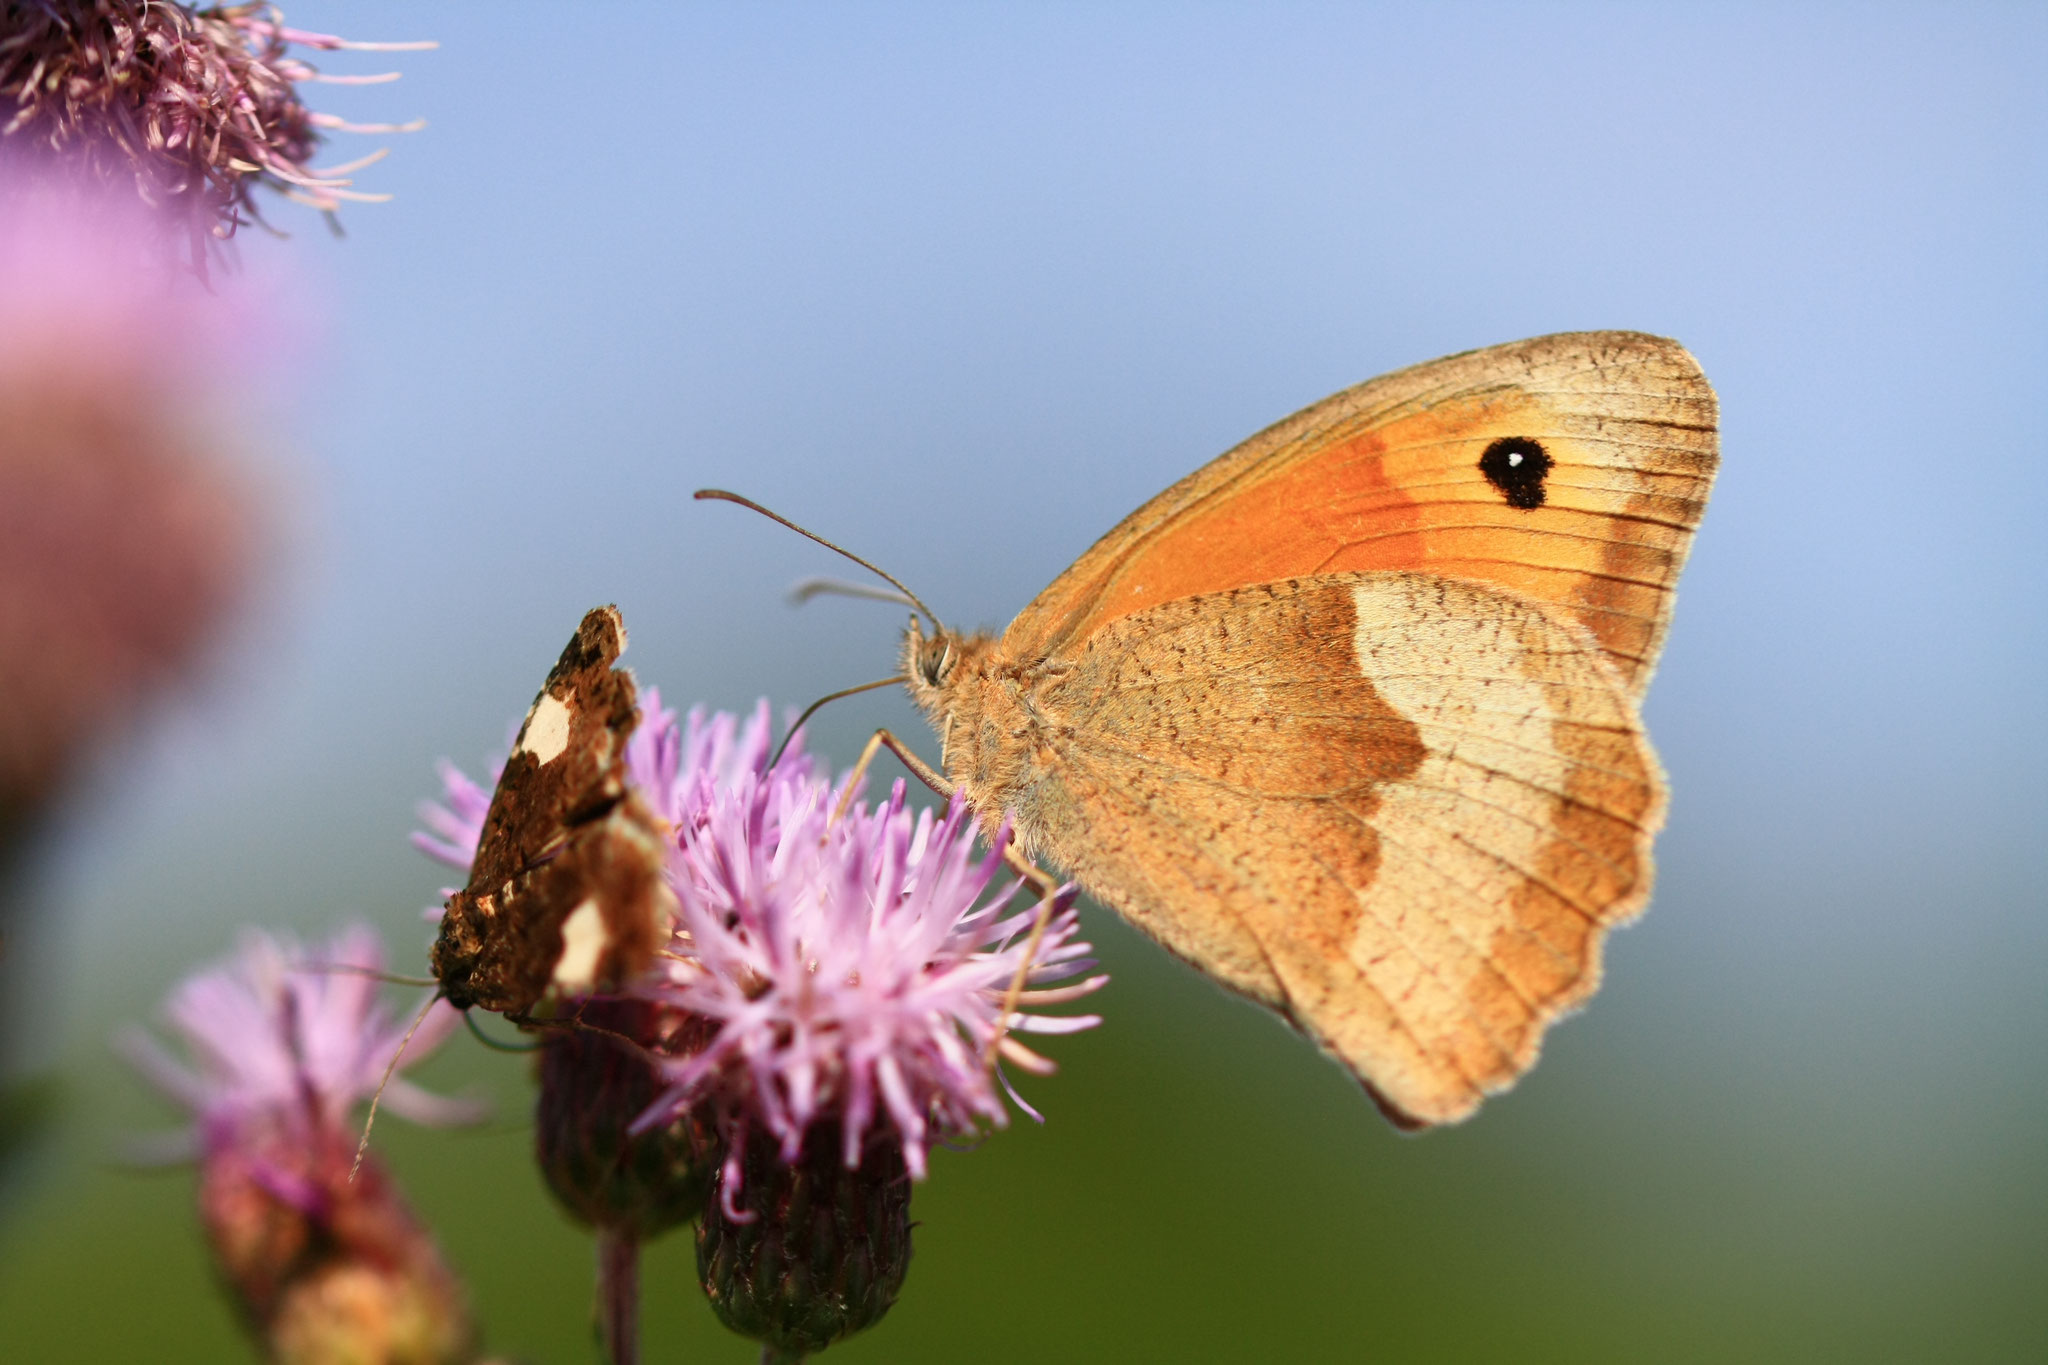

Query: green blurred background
2,3,2043,1360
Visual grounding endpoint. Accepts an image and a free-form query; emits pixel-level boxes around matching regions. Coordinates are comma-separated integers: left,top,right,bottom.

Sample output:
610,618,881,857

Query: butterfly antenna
351,991,439,1181
766,675,905,772
787,575,919,609
694,489,946,634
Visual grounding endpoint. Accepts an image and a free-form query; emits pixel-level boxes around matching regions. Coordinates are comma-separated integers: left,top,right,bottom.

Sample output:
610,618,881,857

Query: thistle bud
119,928,486,1364
199,1132,474,1365
534,999,718,1239
697,1124,913,1359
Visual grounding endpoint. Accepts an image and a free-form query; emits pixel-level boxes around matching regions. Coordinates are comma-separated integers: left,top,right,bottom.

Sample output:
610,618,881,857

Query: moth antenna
351,992,439,1182
766,675,905,772
694,489,946,634
786,575,919,610
303,961,440,989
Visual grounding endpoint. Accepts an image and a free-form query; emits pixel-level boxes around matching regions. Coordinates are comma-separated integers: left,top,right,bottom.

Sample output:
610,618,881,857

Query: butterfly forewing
1003,331,1717,701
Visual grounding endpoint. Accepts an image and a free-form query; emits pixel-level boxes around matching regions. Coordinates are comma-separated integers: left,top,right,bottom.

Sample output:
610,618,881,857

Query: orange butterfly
715,331,1717,1129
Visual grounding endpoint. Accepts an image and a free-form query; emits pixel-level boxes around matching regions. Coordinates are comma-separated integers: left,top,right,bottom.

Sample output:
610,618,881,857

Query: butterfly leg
983,848,1070,1074
829,726,955,826
834,728,1067,1075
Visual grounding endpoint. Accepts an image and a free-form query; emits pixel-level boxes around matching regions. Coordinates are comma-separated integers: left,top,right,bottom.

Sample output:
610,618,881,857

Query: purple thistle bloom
120,927,484,1362
634,693,817,835
645,772,1105,1200
411,757,496,874
0,167,292,835
414,696,827,1363
119,924,480,1160
0,1,434,250
412,692,1104,1212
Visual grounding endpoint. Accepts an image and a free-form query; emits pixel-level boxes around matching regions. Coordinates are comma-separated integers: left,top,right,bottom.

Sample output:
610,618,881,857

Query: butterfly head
900,615,996,744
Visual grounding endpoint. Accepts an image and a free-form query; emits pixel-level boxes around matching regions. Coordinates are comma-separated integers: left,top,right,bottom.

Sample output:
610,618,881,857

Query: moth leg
503,1008,665,1065
351,992,442,1180
837,728,1066,1075
463,1009,543,1053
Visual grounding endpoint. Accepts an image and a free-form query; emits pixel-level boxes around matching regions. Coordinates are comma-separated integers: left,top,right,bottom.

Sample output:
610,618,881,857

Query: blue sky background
2,4,2043,1361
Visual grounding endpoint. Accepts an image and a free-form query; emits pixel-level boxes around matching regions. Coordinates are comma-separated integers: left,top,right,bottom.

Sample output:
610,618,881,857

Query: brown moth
895,331,1718,1128
431,605,675,1016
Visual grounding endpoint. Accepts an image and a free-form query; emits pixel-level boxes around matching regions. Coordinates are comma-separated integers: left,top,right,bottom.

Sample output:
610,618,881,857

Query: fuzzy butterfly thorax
899,619,1031,835
894,332,1717,1129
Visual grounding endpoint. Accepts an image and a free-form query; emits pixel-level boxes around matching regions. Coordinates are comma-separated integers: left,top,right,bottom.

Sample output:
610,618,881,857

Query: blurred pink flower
0,0,434,250
118,924,480,1158
411,759,496,877
120,925,485,1364
0,171,273,834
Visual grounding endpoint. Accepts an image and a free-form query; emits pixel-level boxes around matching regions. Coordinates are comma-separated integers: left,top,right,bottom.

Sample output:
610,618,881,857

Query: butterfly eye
1479,436,1552,509
919,638,954,687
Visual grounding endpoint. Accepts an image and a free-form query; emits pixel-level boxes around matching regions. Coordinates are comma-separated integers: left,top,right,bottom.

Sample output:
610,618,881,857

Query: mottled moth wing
431,606,676,1014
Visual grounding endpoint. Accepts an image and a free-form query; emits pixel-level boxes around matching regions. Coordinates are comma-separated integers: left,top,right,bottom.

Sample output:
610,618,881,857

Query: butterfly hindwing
958,574,1659,1126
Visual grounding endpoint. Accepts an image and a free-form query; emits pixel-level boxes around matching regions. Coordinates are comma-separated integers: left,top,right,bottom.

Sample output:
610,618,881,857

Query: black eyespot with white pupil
1479,436,1551,510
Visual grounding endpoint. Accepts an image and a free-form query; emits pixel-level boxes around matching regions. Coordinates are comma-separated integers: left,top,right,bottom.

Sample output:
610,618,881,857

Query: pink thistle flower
409,679,1103,1357
634,693,818,834
410,758,496,875
0,1,434,251
119,926,484,1363
413,693,1105,1191
119,925,480,1156
0,170,268,837
644,773,1105,1198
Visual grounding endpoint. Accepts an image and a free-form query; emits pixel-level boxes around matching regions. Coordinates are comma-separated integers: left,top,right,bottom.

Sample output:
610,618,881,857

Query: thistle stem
596,1225,640,1365
761,1348,805,1365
